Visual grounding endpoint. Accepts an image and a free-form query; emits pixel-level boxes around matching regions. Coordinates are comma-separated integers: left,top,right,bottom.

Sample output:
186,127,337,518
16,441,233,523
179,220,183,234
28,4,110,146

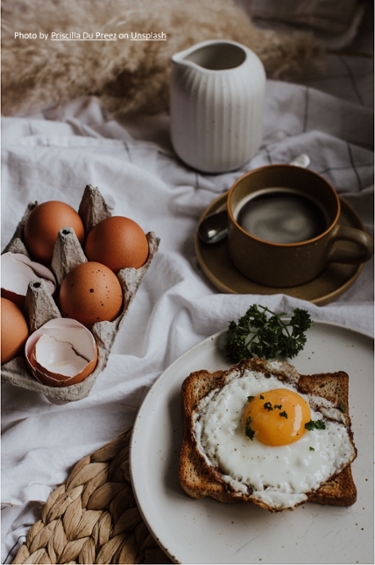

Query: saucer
195,193,365,305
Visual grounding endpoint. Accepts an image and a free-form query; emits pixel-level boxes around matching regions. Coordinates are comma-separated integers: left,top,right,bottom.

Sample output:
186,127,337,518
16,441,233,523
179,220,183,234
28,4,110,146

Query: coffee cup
227,164,374,287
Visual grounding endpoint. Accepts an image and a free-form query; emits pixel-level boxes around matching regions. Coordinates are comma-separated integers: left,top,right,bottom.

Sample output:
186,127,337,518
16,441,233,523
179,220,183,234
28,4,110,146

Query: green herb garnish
339,402,346,413
309,447,315,451
247,395,255,402
225,305,311,362
305,419,326,431
245,416,255,440
279,411,288,419
263,401,274,411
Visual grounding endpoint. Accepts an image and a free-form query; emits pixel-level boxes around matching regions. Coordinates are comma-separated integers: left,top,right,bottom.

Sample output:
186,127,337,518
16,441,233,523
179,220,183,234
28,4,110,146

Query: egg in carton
1,185,160,403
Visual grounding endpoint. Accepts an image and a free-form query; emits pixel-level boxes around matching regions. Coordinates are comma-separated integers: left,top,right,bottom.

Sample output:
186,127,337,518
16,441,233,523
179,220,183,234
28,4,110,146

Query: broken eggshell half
1,252,56,308
25,318,98,387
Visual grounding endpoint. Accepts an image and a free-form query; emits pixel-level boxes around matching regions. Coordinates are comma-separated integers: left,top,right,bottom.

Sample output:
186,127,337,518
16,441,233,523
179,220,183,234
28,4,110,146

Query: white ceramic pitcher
170,39,266,174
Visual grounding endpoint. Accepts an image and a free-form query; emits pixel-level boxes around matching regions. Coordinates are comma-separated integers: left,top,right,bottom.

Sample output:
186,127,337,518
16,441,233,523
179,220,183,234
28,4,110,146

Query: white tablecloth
1,41,374,563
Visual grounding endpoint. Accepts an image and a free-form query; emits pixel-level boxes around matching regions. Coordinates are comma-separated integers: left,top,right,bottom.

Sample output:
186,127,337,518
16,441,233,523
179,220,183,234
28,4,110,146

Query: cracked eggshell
25,318,98,387
1,252,56,308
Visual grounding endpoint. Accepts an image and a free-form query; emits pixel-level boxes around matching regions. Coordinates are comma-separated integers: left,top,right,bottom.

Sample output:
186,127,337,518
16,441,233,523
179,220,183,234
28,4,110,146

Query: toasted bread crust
179,358,357,509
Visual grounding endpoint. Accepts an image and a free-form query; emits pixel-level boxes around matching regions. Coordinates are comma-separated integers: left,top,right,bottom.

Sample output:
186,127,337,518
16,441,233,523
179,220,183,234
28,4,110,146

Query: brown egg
1,297,29,364
85,216,149,272
59,261,123,328
24,201,85,264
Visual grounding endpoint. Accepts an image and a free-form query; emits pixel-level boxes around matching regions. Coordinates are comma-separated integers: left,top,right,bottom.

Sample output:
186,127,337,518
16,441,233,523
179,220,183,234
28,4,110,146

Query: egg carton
1,185,160,403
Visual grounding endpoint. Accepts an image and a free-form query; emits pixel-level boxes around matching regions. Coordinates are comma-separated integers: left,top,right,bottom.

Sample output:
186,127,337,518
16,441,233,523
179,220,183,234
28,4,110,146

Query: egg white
192,367,356,511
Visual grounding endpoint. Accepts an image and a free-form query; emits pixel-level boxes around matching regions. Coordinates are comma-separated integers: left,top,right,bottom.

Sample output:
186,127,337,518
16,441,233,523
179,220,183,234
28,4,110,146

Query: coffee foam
233,188,331,244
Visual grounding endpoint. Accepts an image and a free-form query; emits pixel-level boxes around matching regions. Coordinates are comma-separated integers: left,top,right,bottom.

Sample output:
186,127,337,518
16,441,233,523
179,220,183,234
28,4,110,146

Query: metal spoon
197,154,311,244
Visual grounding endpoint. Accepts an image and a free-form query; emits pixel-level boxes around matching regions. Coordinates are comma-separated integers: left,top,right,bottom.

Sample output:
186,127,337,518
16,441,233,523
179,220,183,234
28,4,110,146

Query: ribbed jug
170,39,266,174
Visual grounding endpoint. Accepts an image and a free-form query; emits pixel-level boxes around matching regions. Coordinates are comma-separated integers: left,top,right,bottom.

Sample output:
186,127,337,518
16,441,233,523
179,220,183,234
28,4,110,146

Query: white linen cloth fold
1,77,373,562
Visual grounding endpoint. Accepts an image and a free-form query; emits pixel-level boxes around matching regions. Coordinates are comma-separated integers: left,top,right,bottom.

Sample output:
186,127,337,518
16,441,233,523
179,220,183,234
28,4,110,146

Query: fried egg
192,361,356,511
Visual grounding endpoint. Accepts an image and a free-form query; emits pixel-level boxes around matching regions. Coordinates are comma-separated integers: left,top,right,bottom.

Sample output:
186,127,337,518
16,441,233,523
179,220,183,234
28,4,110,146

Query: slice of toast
179,358,357,510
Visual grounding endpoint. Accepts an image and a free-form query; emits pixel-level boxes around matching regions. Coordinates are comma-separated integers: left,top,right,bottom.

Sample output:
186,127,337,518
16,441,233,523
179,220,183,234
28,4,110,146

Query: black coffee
237,189,329,244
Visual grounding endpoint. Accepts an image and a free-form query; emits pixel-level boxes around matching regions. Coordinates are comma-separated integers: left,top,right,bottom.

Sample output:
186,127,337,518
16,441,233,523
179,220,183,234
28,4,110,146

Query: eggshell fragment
1,252,56,308
34,335,90,376
25,318,98,387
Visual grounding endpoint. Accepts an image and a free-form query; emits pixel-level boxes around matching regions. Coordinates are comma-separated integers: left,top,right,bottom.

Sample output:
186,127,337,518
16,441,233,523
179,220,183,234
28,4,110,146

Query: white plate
130,322,374,564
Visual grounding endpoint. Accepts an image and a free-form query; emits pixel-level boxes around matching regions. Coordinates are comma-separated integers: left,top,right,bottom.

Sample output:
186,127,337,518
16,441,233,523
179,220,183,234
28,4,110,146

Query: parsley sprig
305,419,326,431
225,304,311,363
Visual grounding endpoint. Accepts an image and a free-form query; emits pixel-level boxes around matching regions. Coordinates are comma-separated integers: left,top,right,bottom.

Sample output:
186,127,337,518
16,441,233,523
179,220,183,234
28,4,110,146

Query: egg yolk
242,388,311,446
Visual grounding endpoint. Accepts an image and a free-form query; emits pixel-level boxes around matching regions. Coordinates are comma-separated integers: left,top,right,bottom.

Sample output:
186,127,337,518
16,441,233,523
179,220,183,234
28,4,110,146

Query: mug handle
328,225,374,264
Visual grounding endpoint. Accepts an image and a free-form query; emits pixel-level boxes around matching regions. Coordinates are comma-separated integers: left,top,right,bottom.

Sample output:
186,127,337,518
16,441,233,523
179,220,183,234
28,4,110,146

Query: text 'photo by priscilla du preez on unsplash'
13,30,168,41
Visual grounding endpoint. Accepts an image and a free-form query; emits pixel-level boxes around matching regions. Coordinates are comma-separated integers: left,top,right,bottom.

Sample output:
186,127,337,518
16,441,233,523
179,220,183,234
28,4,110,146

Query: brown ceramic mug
227,164,374,287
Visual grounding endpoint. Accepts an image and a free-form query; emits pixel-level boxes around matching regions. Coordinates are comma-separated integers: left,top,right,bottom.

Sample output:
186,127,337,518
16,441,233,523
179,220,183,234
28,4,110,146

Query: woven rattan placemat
12,428,171,564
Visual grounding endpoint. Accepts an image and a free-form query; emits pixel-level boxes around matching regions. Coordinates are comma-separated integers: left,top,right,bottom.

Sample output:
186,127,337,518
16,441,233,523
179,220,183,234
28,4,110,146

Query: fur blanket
2,0,323,117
